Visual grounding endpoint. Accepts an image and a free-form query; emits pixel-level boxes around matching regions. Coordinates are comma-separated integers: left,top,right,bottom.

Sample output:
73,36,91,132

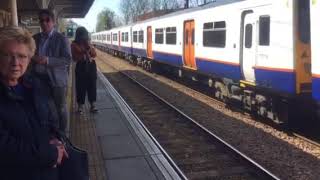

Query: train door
294,0,312,94
147,26,153,58
242,13,257,83
183,20,196,69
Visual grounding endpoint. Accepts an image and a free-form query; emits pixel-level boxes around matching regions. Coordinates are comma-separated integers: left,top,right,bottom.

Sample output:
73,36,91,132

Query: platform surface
69,67,181,180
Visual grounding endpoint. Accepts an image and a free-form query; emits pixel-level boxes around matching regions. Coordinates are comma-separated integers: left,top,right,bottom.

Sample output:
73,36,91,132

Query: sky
72,0,121,32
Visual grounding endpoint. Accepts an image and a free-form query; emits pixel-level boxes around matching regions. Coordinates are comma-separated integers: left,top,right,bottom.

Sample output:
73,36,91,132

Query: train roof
133,0,244,25
92,0,244,34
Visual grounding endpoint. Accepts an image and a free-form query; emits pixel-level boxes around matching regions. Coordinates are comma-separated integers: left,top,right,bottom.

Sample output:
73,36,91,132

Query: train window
203,21,226,48
113,33,117,41
139,30,144,43
185,30,188,43
259,16,270,46
298,0,310,43
245,24,252,48
125,32,129,42
107,34,111,41
192,29,195,45
203,22,213,29
121,32,125,42
155,28,164,44
103,35,106,41
133,31,138,42
166,27,176,45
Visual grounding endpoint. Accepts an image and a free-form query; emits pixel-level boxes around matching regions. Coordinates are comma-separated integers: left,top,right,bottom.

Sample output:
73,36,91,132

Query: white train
92,0,316,124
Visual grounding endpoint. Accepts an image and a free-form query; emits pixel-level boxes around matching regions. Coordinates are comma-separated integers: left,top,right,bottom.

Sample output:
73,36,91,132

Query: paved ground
67,63,181,180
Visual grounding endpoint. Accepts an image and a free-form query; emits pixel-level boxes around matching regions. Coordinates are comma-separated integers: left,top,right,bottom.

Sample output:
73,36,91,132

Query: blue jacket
33,31,72,87
0,79,58,180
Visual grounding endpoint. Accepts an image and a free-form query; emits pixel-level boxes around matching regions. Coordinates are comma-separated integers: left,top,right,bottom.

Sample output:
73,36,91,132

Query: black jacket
0,80,58,180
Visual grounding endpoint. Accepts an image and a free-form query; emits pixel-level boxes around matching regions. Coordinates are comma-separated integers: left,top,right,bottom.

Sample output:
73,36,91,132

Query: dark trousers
75,61,97,105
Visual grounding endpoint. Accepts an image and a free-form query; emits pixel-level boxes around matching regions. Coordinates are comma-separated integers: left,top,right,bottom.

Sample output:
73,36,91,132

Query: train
91,0,318,125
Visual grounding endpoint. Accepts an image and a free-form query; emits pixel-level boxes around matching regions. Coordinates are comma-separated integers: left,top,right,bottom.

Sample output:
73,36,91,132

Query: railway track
100,59,279,180
293,133,320,148
101,51,320,150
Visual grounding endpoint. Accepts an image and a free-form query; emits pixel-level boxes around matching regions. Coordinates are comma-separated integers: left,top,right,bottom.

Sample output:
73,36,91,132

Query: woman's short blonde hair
0,26,36,57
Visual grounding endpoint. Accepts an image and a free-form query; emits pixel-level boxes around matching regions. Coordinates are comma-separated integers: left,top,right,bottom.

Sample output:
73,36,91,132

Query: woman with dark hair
71,27,98,113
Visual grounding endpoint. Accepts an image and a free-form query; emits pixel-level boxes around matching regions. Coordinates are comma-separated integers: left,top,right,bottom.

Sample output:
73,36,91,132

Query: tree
187,0,218,7
96,8,117,32
120,0,184,24
119,0,133,24
131,0,150,22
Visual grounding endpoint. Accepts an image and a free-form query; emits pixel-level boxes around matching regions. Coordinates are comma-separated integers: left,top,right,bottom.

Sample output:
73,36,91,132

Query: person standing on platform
32,9,71,133
0,26,68,180
71,27,98,113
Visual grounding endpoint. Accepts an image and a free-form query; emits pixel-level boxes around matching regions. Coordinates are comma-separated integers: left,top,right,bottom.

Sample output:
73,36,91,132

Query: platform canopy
0,0,94,20
26,0,93,18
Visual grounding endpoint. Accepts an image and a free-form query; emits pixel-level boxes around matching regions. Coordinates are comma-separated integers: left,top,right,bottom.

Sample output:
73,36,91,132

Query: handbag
58,137,89,180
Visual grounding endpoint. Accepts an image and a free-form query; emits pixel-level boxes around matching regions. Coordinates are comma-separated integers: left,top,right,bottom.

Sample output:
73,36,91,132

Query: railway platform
68,63,181,180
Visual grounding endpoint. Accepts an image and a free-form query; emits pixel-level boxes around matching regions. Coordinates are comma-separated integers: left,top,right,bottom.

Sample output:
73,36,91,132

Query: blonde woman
0,27,67,180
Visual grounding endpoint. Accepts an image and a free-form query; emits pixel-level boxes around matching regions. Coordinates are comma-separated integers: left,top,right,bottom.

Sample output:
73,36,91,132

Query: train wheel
214,82,228,102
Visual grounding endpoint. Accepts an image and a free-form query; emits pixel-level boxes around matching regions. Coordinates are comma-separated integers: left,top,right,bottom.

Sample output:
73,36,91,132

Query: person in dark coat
0,26,68,180
71,27,98,113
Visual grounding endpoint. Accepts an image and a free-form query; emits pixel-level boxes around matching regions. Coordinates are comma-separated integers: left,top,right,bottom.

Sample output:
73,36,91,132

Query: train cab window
203,21,226,48
139,30,144,43
155,28,164,44
259,16,270,46
245,24,252,48
166,27,176,45
133,31,138,42
113,33,118,41
125,32,129,42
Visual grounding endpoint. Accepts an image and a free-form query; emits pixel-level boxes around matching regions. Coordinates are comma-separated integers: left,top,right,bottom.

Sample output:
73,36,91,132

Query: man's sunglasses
39,18,51,23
